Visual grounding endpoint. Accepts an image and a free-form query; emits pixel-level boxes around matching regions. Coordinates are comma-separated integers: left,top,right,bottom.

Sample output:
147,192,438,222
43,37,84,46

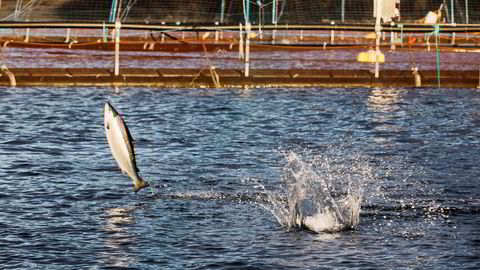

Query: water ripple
0,87,479,269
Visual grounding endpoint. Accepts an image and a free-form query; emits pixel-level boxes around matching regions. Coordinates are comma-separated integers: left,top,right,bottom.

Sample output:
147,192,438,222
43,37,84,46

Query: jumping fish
104,102,149,192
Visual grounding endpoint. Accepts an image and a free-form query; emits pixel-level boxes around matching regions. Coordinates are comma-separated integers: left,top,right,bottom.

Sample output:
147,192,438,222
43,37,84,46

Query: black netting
0,0,478,24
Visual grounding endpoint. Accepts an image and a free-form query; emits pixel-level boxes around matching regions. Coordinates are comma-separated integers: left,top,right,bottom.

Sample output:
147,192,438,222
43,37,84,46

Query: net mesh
0,0,478,24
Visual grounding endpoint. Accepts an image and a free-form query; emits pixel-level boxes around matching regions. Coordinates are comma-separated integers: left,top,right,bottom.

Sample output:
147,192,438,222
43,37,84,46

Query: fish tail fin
133,177,149,193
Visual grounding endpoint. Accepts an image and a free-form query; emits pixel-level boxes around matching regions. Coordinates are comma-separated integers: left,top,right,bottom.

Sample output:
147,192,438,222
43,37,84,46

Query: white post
450,0,455,44
245,22,251,77
24,19,30,43
466,0,469,24
451,23,456,45
390,22,395,50
374,0,382,78
215,21,219,42
24,27,30,43
272,0,277,25
239,23,244,59
258,2,263,40
341,0,345,39
330,21,335,44
103,22,108,42
272,0,277,44
114,21,121,76
221,0,225,24
450,0,454,24
466,0,469,40
65,28,71,43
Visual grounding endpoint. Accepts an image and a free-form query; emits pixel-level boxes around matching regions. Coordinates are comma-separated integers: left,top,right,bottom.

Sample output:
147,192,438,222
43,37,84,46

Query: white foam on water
261,146,372,233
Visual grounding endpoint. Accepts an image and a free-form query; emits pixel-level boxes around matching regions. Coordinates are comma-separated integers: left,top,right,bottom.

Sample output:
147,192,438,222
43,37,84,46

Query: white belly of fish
105,117,139,181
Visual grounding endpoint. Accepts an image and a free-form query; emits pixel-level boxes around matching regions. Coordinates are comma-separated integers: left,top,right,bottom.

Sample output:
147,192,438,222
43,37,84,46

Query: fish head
104,102,119,129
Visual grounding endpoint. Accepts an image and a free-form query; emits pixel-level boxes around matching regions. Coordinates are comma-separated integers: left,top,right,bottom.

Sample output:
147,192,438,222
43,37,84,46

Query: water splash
262,147,373,233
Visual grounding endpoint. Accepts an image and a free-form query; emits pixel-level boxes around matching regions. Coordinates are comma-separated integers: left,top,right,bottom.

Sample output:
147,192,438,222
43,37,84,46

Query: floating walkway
0,68,478,88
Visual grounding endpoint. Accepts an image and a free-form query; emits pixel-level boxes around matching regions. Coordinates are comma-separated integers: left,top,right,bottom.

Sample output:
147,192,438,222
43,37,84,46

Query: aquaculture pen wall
0,0,480,88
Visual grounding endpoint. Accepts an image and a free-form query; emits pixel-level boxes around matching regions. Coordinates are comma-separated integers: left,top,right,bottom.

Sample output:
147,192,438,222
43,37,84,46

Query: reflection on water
368,88,403,113
366,88,407,144
100,207,136,268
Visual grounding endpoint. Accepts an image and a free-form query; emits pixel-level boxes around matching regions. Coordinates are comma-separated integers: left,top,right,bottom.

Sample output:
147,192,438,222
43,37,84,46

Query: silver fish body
104,102,149,192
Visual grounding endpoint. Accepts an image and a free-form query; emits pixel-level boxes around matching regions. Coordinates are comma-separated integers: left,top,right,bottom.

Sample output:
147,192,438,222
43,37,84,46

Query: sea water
0,87,479,269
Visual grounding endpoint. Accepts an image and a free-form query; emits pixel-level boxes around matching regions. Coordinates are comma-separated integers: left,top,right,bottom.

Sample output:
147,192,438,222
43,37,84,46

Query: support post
245,22,251,77
239,23,244,60
451,23,456,45
258,2,263,40
103,22,108,42
330,21,335,44
450,0,455,45
65,28,71,43
272,0,277,24
374,0,382,78
390,22,395,50
450,0,454,24
24,26,30,43
114,21,121,76
466,0,469,39
220,0,225,23
272,0,277,44
466,0,469,24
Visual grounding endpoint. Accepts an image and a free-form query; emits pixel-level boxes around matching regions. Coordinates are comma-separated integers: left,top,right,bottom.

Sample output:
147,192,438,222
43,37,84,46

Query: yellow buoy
357,50,385,63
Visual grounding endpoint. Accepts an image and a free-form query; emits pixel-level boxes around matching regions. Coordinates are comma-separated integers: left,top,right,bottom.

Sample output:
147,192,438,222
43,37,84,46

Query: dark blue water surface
0,87,479,269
